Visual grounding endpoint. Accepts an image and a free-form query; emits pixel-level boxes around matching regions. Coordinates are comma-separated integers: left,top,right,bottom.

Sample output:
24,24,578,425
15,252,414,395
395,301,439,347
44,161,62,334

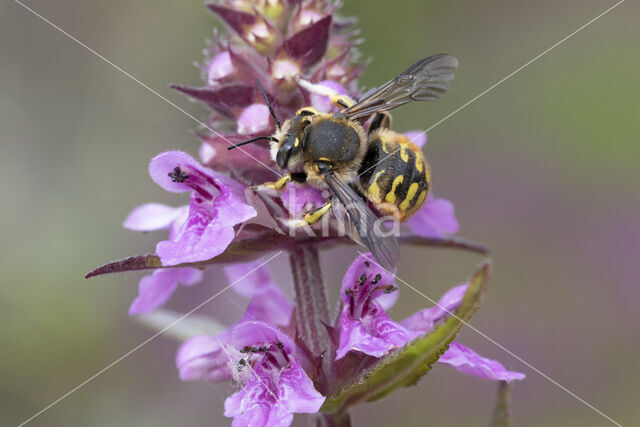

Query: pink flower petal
336,302,420,360
438,342,526,382
208,51,236,84
406,194,459,238
401,283,469,332
272,59,301,80
237,104,271,135
280,184,325,216
340,253,396,305
224,259,293,326
222,322,324,426
123,203,185,232
149,151,257,265
129,267,203,315
199,141,217,164
404,130,427,148
176,334,233,383
335,253,418,359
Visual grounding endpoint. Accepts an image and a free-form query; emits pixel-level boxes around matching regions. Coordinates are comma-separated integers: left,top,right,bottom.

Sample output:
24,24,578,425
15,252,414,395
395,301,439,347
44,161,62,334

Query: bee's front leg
304,200,333,225
260,174,291,191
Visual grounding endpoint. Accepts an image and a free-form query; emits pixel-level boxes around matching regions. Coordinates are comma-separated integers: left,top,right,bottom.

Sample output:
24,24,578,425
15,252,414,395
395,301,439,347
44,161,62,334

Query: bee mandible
229,55,458,270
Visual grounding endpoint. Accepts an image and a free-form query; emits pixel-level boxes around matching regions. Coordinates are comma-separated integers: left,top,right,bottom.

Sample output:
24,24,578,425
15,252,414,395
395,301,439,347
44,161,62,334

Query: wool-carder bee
229,54,458,270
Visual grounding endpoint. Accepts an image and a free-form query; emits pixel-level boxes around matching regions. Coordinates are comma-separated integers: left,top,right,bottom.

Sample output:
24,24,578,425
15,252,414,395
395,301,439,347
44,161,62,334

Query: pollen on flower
231,356,252,384
168,166,189,183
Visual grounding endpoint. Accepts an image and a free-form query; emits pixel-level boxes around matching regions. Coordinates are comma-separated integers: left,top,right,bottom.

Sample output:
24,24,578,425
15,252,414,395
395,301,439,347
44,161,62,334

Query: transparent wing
324,172,399,271
344,54,458,120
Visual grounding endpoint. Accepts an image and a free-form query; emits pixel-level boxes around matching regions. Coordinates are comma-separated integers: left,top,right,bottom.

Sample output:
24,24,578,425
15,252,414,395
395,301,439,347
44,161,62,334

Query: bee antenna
227,136,278,151
256,79,281,131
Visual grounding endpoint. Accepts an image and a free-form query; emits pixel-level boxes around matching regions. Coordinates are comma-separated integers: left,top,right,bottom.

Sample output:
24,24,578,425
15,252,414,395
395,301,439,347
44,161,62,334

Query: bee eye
276,143,293,169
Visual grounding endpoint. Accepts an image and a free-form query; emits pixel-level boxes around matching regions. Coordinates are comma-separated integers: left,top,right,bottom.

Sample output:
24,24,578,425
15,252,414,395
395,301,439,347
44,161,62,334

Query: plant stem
289,242,331,356
314,411,352,427
290,243,351,424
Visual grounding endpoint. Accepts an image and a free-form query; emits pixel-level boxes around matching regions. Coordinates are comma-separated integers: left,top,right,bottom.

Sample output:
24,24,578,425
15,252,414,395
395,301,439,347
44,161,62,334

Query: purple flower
404,130,427,148
335,255,420,360
280,184,326,217
123,202,188,234
224,259,293,326
124,203,204,314
128,268,203,315
179,321,324,427
401,283,468,332
407,194,460,238
236,103,271,135
149,151,257,266
438,342,526,382
207,51,236,85
177,258,294,380
176,333,233,382
92,0,524,422
336,254,525,382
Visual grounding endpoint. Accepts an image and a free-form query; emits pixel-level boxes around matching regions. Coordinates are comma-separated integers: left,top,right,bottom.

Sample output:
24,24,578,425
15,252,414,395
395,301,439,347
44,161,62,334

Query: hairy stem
289,243,330,356
290,243,350,423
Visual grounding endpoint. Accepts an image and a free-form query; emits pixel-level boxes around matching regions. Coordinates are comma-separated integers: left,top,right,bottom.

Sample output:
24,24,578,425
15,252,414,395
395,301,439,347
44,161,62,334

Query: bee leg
330,94,355,109
261,174,291,191
304,201,333,225
296,78,355,108
368,112,393,134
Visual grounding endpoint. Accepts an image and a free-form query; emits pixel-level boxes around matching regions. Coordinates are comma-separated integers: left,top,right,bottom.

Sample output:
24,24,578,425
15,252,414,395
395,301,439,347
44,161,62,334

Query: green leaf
135,309,227,342
321,261,491,414
489,381,512,427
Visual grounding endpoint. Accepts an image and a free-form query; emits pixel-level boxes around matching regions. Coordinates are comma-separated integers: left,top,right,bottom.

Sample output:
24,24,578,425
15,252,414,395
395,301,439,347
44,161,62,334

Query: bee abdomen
358,129,430,221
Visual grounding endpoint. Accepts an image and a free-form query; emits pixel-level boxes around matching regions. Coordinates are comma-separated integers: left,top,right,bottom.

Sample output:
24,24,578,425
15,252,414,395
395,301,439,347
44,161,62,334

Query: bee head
271,113,314,171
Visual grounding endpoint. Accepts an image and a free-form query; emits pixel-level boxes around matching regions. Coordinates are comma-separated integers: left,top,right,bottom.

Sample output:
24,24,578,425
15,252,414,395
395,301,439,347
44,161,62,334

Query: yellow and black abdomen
358,129,430,222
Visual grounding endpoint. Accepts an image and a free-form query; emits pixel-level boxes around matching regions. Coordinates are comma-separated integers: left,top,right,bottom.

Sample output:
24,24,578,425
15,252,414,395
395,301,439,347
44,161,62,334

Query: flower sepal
321,261,491,414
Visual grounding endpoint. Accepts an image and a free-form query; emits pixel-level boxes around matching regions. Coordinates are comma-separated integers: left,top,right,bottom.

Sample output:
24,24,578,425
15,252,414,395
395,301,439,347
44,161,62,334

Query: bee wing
344,54,458,120
324,172,399,271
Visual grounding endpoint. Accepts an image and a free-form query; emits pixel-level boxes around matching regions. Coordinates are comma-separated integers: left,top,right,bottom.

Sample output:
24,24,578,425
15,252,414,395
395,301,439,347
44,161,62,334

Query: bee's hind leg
304,200,333,225
368,112,393,134
296,78,355,109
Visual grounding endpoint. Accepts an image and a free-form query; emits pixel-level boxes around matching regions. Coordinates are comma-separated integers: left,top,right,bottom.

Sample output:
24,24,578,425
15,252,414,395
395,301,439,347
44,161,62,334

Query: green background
1,0,639,425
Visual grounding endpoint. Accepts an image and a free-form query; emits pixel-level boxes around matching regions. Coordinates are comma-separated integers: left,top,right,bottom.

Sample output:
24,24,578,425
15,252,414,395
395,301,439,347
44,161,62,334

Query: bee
229,55,458,270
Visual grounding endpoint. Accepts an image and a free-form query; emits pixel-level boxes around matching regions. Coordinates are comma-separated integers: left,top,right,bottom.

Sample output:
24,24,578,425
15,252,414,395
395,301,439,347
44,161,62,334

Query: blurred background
1,0,639,425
